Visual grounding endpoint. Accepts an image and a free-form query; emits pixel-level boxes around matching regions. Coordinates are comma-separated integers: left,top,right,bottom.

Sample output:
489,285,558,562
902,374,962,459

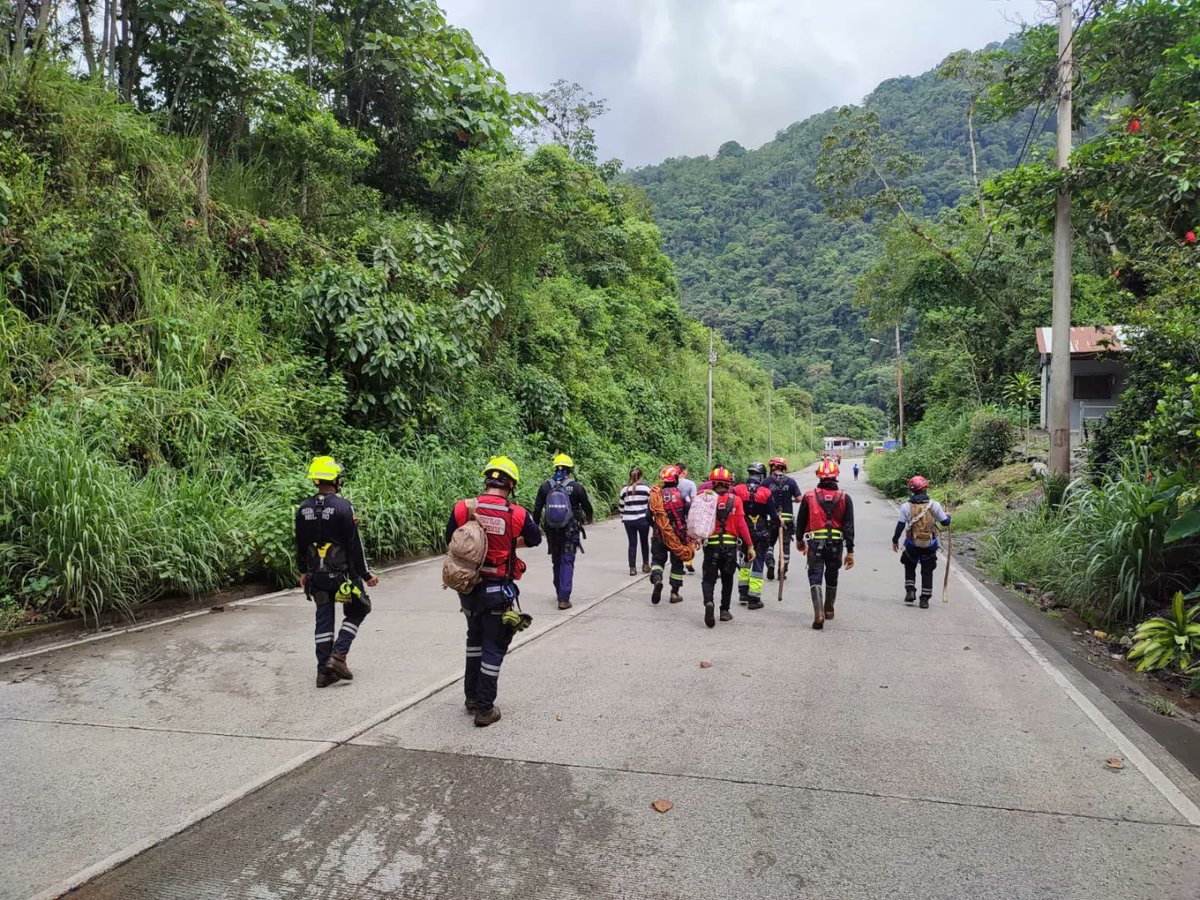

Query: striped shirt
619,482,652,523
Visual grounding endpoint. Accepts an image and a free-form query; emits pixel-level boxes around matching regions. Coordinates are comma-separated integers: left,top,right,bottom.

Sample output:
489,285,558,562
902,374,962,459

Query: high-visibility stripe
340,623,358,635
480,664,501,676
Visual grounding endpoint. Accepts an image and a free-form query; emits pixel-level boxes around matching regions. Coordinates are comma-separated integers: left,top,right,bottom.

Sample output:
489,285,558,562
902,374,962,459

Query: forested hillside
0,1,796,627
626,49,1050,410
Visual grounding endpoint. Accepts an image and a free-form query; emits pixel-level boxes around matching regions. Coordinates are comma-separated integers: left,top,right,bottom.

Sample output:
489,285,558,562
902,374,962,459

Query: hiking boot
810,585,825,630
904,586,916,604
766,565,775,581
316,668,341,688
474,706,502,727
558,600,572,610
704,602,715,628
669,590,683,604
629,567,637,576
651,583,663,605
719,609,733,622
824,586,837,621
327,654,353,681
747,599,764,610
642,563,651,574
919,596,930,609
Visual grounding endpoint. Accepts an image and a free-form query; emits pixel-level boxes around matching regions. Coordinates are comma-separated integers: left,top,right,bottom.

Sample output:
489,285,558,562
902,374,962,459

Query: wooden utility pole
894,324,906,448
767,375,773,457
1049,0,1074,476
707,329,715,470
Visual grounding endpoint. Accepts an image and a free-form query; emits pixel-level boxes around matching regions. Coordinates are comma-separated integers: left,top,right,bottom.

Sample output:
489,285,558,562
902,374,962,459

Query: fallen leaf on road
699,660,713,669
1105,758,1125,770
879,684,889,689
555,714,563,721
651,799,674,813
741,672,751,677
1093,630,1108,640
963,645,971,651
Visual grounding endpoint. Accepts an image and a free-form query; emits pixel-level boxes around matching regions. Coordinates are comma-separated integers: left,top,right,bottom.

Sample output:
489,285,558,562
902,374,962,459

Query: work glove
844,553,855,571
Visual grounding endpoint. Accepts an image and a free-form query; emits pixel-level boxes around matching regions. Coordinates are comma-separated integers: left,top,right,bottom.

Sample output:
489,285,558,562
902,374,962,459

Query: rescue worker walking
892,475,951,609
446,457,542,726
764,457,802,581
295,456,379,688
734,462,780,610
700,467,754,628
533,453,594,610
649,465,690,605
794,459,856,629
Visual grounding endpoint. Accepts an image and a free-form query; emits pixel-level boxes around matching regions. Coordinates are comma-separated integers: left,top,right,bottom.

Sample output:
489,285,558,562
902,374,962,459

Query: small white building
1036,326,1130,435
823,436,853,454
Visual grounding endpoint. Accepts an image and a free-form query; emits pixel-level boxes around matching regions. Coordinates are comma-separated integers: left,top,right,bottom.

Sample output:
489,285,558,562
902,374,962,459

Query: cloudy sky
438,0,1050,167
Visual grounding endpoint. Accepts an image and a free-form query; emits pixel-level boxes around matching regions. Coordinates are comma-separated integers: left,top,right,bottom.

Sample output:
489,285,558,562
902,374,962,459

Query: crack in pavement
1,715,335,744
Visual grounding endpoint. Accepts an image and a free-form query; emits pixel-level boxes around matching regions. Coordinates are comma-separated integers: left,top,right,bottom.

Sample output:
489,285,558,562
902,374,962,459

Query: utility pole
792,413,797,456
895,324,906,448
707,328,715,470
766,375,773,457
1049,0,1074,477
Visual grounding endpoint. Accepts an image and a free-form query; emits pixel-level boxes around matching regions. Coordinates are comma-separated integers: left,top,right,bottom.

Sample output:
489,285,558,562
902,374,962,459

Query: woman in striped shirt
619,467,652,576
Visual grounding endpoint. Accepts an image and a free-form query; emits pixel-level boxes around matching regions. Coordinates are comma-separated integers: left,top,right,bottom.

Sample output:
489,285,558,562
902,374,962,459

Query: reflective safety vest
454,495,529,580
805,488,847,542
706,494,740,546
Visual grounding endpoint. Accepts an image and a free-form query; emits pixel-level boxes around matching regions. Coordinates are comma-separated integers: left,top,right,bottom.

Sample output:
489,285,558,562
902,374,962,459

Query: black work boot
474,706,502,727
824,586,837,620
767,564,775,581
747,598,764,610
810,585,825,630
704,602,715,628
651,582,663,605
327,654,353,681
719,609,733,622
919,594,931,609
904,586,916,604
316,667,341,688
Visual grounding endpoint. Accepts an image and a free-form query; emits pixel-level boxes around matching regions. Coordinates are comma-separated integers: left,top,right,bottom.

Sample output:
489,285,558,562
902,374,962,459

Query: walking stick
777,526,786,602
941,488,954,604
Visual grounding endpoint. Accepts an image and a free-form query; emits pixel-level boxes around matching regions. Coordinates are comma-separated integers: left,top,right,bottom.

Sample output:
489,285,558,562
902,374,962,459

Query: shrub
966,408,1014,471
1126,592,1200,673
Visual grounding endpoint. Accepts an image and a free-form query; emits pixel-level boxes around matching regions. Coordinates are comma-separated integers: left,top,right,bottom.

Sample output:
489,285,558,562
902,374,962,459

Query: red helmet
908,475,929,492
769,457,788,470
816,459,839,480
659,465,681,484
709,466,733,486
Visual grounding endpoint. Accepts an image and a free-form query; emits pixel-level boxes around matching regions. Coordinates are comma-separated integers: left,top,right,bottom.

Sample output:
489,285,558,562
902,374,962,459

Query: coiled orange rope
649,485,695,563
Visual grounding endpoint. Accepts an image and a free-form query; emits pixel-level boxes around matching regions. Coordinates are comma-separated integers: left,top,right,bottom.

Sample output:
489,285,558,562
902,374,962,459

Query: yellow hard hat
308,455,342,483
553,453,574,469
483,455,520,485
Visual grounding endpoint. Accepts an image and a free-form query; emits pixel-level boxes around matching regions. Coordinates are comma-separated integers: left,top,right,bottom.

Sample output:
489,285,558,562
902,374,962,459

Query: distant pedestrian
892,475,951,609
619,466,652,575
533,453,594,610
296,456,379,688
446,456,542,726
795,459,855,630
677,464,698,573
852,462,860,481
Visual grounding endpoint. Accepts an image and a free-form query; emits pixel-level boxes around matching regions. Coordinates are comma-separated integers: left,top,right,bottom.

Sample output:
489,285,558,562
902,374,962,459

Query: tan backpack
907,501,937,549
442,500,488,593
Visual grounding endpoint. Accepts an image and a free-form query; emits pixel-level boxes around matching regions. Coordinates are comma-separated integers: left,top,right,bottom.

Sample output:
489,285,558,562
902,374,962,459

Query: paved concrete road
4,465,1199,899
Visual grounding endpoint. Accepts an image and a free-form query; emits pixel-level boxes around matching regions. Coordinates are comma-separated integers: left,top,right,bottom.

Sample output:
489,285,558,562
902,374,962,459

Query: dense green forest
625,46,1054,416
0,0,802,627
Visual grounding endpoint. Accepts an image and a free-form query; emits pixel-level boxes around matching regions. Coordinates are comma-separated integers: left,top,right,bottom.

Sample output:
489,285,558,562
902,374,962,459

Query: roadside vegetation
0,5,809,628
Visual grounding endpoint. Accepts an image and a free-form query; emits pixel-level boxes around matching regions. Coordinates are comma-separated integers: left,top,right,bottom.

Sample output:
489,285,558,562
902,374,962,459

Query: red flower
1113,268,1121,278
1128,119,1142,133
1187,231,1197,244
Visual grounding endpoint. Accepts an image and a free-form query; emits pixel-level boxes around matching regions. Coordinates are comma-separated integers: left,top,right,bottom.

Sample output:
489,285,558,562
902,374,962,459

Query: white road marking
956,570,1200,827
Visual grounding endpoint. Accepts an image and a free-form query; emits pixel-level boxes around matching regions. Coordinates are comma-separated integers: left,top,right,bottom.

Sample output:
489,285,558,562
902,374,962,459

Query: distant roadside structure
1036,326,1130,438
824,436,885,455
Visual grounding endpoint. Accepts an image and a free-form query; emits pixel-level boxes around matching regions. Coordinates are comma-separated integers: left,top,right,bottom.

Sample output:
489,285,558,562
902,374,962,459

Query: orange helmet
769,457,788,470
659,465,681,484
709,466,733,486
816,459,840,480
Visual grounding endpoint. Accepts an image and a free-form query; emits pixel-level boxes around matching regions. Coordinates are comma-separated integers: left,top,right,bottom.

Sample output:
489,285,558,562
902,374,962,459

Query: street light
870,327,906,447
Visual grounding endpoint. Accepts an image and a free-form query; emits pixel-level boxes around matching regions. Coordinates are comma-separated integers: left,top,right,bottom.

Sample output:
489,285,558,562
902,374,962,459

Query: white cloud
439,0,1048,165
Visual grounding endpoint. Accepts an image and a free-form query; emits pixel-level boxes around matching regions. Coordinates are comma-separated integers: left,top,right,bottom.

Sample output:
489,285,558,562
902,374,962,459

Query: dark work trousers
702,544,739,610
460,580,515,712
625,520,650,568
738,532,772,599
547,528,578,603
312,589,371,672
901,547,939,600
765,516,795,574
805,540,845,588
650,532,685,594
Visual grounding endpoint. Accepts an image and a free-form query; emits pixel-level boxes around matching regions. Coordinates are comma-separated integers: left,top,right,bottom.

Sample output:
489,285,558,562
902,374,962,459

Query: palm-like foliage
1127,592,1200,673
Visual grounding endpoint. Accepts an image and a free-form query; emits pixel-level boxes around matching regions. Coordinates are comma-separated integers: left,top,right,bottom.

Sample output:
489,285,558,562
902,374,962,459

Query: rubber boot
327,654,353,681
824,586,837,621
702,581,716,628
810,584,825,630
